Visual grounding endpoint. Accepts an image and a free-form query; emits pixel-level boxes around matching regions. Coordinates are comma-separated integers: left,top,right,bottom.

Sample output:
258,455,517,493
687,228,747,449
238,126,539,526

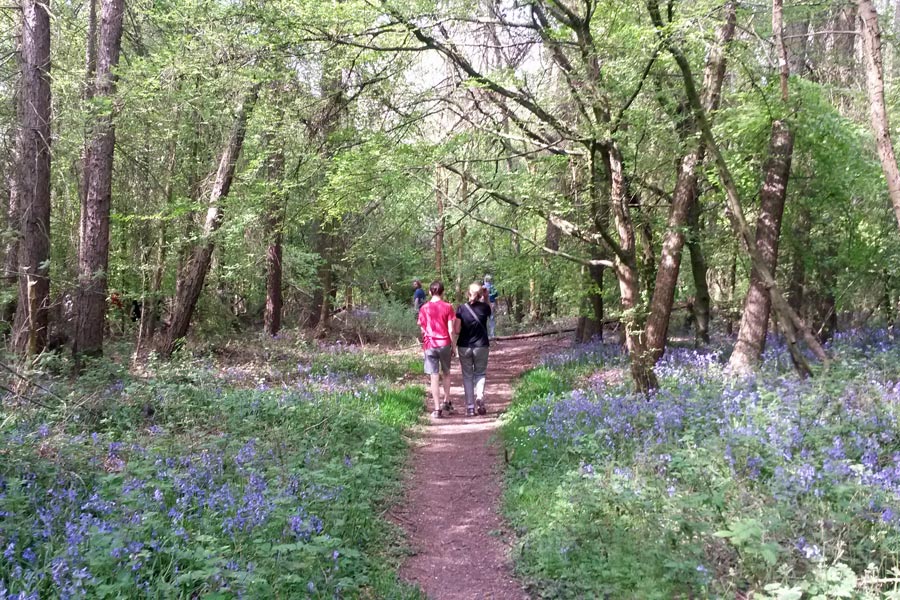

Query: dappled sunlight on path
394,336,569,600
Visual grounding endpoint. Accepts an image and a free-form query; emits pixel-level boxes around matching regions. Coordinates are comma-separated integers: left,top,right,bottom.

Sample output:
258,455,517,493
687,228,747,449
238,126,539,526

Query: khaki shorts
424,345,452,374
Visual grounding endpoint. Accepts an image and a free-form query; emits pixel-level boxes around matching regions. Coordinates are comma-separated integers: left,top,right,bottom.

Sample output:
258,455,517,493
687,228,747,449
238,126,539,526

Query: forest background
2,0,899,379
5,1,900,598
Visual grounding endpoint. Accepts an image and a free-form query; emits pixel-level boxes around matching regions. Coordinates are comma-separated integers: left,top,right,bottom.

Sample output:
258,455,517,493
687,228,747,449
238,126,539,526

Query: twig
302,417,328,433
0,361,64,403
0,382,54,410
495,328,576,341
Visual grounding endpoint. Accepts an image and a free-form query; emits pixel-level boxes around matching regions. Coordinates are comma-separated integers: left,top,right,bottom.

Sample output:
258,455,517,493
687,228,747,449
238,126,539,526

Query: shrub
503,330,900,598
0,346,424,599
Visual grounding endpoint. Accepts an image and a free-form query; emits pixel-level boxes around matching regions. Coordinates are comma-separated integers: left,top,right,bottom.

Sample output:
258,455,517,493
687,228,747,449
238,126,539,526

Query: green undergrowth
501,334,900,598
0,340,425,599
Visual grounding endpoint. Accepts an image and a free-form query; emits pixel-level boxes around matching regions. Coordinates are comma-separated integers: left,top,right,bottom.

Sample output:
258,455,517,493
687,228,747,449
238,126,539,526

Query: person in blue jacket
412,279,427,314
483,274,498,339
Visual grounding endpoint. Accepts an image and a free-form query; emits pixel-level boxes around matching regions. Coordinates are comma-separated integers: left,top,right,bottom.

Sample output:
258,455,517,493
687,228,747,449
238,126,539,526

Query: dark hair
429,280,444,296
412,279,421,289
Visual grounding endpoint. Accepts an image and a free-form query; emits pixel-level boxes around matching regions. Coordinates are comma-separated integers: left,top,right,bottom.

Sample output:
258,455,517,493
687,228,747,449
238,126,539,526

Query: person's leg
473,347,490,413
438,345,453,411
442,370,451,409
488,309,496,339
459,347,475,409
424,349,442,416
430,373,442,413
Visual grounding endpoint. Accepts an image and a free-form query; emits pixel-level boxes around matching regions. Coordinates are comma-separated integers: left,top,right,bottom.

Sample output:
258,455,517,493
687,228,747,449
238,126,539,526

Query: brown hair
429,280,444,296
467,282,484,304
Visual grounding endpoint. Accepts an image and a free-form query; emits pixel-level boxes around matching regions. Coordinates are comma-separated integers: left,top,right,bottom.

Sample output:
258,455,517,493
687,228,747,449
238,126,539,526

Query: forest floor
392,335,570,599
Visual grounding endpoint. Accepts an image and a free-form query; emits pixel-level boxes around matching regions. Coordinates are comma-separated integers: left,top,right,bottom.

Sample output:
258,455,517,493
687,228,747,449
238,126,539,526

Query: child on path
417,280,456,418
455,282,491,416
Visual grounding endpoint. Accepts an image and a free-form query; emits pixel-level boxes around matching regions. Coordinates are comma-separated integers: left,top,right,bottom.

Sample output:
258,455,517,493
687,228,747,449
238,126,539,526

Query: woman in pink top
417,280,457,418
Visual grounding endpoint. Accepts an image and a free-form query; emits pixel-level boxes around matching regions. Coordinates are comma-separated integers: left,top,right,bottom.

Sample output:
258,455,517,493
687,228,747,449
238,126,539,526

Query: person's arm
448,310,457,354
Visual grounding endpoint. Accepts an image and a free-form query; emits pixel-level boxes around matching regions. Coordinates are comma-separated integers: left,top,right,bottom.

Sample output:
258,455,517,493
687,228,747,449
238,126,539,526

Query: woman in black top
454,282,491,416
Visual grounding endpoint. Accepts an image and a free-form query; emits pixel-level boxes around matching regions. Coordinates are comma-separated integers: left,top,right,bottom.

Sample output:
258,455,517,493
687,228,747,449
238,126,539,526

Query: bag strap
462,303,488,336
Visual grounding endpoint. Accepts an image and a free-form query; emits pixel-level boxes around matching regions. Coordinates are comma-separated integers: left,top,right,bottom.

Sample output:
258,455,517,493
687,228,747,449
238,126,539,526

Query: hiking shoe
475,400,486,416
466,407,476,417
431,409,443,419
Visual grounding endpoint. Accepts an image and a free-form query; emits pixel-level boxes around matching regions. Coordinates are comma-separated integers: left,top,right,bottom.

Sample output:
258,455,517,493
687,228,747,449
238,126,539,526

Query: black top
456,301,491,348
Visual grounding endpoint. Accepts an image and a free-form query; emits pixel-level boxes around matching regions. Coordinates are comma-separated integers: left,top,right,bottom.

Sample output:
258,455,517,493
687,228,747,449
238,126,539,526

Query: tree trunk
581,262,604,341
160,86,259,356
687,200,711,344
138,222,166,346
308,226,325,329
137,133,177,348
78,0,97,208
456,175,467,297
645,2,736,360
645,151,699,360
787,204,811,315
834,5,859,88
3,150,20,329
688,1,735,347
630,190,656,300
84,0,98,97
893,0,900,78
309,219,335,333
858,0,900,232
730,0,796,373
264,137,285,337
785,19,810,76
315,259,334,338
435,166,445,278
729,122,794,372
13,0,52,355
73,0,125,358
726,246,738,336
811,272,838,342
606,145,658,393
512,234,524,324
542,219,560,318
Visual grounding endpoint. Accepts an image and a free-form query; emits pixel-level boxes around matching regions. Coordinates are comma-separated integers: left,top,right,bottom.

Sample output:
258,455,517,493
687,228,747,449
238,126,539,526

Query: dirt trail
394,335,569,600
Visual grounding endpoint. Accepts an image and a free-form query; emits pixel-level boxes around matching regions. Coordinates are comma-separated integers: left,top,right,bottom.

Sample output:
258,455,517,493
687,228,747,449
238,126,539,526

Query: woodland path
393,335,569,600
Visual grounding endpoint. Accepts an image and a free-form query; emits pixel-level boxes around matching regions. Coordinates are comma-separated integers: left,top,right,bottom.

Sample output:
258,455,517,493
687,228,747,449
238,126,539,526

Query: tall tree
687,1,737,345
136,138,177,352
73,0,126,357
160,85,260,356
729,0,797,374
264,116,285,337
686,201,711,344
79,0,97,206
435,165,446,278
307,68,349,337
644,1,736,359
3,78,21,329
13,0,52,354
649,0,829,376
858,0,900,232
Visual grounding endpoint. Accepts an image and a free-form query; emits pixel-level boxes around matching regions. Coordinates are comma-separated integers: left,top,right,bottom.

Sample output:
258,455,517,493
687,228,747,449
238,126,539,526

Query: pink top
418,300,456,350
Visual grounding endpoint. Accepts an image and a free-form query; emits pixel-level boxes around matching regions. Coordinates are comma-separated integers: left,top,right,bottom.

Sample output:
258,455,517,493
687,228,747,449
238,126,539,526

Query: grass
0,333,425,599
